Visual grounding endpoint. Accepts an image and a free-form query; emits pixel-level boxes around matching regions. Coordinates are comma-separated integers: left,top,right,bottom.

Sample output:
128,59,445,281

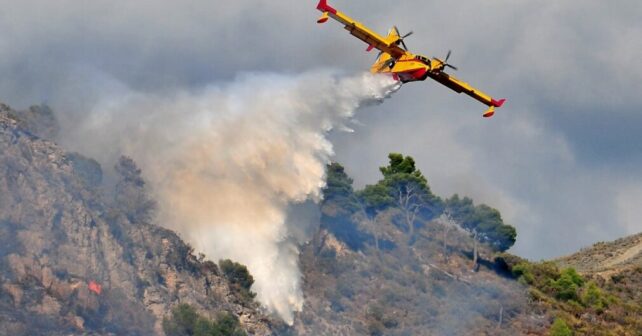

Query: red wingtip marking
316,0,337,14
366,45,375,52
491,98,506,108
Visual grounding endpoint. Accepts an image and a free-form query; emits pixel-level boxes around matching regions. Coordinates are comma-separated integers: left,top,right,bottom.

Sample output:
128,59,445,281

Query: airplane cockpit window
415,55,431,65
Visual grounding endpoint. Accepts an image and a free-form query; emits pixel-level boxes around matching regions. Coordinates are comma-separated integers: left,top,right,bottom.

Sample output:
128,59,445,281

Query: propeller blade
445,64,458,71
376,50,383,60
393,26,401,36
401,31,413,39
401,40,408,51
445,50,452,62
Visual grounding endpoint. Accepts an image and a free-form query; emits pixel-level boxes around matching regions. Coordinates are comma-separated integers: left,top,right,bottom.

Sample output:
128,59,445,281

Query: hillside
555,232,642,333
556,233,642,275
289,160,547,335
1,101,640,335
289,160,641,336
0,103,275,335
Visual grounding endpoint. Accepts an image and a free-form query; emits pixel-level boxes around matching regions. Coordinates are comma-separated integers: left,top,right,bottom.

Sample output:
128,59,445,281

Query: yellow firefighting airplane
316,0,506,118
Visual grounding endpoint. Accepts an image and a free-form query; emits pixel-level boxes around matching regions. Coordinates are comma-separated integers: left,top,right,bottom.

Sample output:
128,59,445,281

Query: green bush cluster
323,154,517,252
219,259,256,302
509,260,613,314
550,317,573,336
446,195,517,252
162,304,246,336
551,268,584,301
581,281,609,313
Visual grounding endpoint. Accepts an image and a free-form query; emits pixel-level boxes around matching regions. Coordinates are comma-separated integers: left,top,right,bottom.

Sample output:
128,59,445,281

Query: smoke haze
2,0,641,273
61,71,400,322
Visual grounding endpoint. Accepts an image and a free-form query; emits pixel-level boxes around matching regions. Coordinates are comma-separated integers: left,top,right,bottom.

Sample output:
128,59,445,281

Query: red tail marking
316,0,337,14
491,98,506,108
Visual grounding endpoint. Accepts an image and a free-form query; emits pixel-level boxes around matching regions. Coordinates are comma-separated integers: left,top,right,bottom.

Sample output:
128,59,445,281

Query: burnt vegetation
294,154,640,335
297,155,532,335
1,103,639,335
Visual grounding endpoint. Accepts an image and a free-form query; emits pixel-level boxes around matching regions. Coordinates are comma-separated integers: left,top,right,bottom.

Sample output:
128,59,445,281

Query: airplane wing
316,0,406,59
427,71,506,118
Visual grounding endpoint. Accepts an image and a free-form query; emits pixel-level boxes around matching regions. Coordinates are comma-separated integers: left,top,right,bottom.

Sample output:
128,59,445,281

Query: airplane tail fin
386,26,401,41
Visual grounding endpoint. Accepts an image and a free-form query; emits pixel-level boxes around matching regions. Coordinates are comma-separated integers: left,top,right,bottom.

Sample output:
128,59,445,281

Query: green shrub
163,304,246,336
552,268,584,301
512,262,534,285
552,275,579,301
549,317,573,336
562,268,584,287
219,259,256,302
163,304,198,336
582,281,608,313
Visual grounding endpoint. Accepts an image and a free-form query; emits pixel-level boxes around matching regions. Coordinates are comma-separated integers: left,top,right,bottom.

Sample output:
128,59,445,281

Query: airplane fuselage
317,0,506,118
372,53,449,83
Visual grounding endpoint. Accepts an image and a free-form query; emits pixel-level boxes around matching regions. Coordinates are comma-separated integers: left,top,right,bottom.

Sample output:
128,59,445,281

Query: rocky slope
556,232,642,333
2,101,640,336
0,103,275,335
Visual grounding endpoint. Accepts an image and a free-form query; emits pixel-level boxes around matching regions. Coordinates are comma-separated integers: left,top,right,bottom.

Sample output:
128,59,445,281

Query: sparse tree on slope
322,162,360,216
377,153,443,243
114,156,156,223
356,183,394,252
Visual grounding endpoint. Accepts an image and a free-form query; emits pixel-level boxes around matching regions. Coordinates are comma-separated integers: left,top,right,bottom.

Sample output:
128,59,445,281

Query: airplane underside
396,68,430,83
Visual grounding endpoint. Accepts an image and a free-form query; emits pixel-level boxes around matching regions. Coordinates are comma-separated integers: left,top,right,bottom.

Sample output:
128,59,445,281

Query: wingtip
316,0,336,14
483,107,495,118
492,98,506,108
317,12,329,24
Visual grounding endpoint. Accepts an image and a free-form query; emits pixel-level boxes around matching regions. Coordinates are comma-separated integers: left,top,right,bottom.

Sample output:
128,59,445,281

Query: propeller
441,50,458,71
374,26,412,70
393,26,413,51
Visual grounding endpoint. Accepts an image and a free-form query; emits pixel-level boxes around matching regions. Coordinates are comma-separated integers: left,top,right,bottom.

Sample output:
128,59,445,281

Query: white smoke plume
64,71,399,323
